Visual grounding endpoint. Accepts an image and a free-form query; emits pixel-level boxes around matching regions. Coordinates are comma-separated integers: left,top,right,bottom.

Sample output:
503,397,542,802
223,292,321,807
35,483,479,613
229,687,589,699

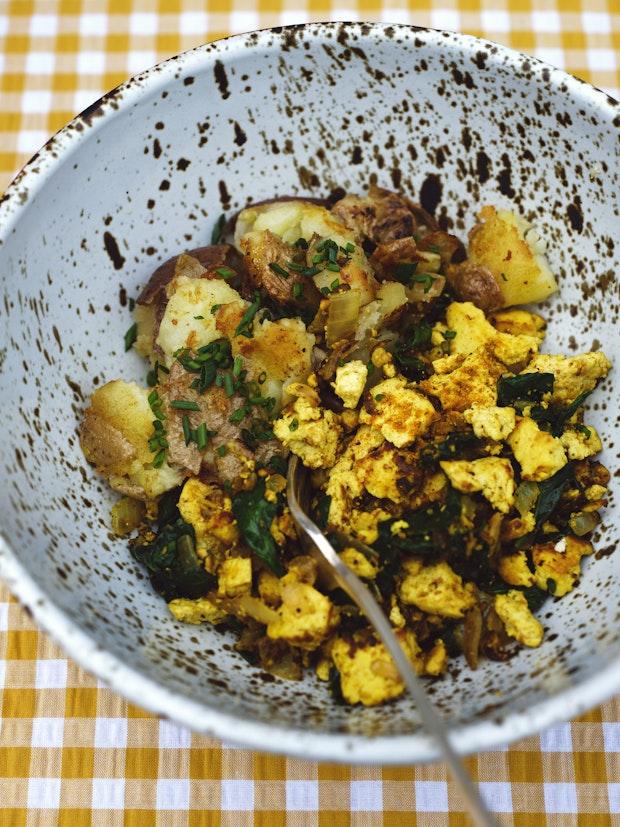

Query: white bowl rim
0,21,619,764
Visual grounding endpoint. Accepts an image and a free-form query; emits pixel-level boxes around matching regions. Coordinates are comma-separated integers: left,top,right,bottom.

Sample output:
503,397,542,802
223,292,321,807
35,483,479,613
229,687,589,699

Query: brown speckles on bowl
0,22,618,765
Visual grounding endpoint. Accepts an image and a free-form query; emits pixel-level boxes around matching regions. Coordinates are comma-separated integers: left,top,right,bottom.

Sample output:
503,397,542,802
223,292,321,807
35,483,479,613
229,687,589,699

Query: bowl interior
0,23,618,762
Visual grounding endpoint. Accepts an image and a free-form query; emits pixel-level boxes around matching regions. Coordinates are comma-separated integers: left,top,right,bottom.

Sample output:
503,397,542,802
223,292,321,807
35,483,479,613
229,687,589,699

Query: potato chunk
467,206,557,307
79,380,181,500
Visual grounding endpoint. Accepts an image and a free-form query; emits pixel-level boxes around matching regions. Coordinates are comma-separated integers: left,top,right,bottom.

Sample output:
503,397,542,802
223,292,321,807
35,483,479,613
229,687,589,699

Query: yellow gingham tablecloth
1,2,620,823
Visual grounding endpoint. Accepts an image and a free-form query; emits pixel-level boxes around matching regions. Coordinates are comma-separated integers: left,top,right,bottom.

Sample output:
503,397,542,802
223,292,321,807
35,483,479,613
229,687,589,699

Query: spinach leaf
497,372,554,406
232,478,284,575
373,489,461,559
313,493,332,530
534,463,574,525
131,519,215,601
393,322,433,380
531,389,592,437
522,586,549,613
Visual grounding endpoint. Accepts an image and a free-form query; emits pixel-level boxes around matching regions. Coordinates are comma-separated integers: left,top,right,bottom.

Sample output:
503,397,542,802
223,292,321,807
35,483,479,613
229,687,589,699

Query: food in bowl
79,185,611,707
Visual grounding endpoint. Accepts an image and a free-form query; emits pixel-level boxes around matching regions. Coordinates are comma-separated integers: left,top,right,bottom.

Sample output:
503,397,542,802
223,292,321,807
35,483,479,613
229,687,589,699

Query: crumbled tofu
273,383,342,469
388,597,406,629
464,405,516,441
258,570,281,607
440,457,515,513
315,658,331,681
178,478,239,569
347,508,390,545
333,359,368,409
339,547,378,579
325,425,385,529
420,344,505,411
168,597,228,625
522,352,611,405
217,557,252,598
491,308,546,342
446,301,539,368
359,377,437,447
498,551,535,587
560,426,602,460
267,579,338,650
507,417,567,481
399,559,476,619
532,535,593,596
494,591,543,647
585,484,607,501
355,443,405,503
467,205,558,307
424,639,448,676
331,630,422,706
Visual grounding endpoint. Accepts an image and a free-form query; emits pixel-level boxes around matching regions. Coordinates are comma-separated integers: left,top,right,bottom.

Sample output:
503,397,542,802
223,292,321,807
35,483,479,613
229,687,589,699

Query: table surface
1,2,619,824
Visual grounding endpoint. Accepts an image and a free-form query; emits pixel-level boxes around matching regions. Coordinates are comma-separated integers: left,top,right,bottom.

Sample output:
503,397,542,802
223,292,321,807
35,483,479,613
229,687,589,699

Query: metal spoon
287,454,497,827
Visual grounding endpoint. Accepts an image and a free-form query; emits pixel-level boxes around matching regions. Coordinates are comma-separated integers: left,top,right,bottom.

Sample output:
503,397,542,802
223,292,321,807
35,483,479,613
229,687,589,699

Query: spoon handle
287,456,497,827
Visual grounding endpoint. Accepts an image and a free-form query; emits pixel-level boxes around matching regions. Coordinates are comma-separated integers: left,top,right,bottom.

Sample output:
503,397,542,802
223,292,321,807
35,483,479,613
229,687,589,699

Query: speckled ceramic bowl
0,22,618,764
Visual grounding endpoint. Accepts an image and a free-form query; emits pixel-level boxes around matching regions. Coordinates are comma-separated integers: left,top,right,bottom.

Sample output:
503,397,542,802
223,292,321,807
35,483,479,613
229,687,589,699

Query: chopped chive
294,237,308,249
148,389,159,406
152,449,166,468
442,329,457,340
124,322,138,351
195,422,208,450
345,242,355,253
211,213,226,244
223,372,235,397
286,261,305,273
153,409,166,421
292,282,303,299
170,399,200,411
182,414,192,446
216,444,228,457
330,278,340,291
215,266,236,279
229,404,251,423
375,393,385,401
268,262,289,278
326,262,340,272
320,286,330,296
301,266,320,277
233,355,243,377
234,291,261,339
152,419,164,432
215,373,224,387
289,418,299,431
575,424,592,439
312,253,323,264
210,303,221,315
193,315,204,320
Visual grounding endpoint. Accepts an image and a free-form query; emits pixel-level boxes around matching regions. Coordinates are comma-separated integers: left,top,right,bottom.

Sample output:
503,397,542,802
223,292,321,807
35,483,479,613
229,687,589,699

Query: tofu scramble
80,186,612,707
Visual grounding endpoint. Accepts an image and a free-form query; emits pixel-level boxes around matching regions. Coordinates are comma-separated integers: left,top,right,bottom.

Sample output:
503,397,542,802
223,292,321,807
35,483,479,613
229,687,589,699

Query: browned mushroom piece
417,231,466,268
445,261,504,313
370,237,421,281
239,229,322,311
462,604,483,670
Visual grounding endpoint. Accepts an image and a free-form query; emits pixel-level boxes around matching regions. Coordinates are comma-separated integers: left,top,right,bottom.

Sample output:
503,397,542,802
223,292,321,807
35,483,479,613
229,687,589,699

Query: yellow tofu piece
257,570,281,607
339,547,378,579
217,557,252,598
464,405,516,441
532,535,593,596
267,580,338,650
333,360,368,409
507,417,567,481
325,425,385,529
399,559,476,619
355,443,404,503
560,426,602,460
168,597,228,625
273,383,342,469
359,377,438,448
491,308,546,342
178,478,239,568
498,551,535,587
446,301,539,369
467,205,558,307
424,639,448,676
331,630,422,706
420,344,504,411
494,591,543,647
440,457,515,513
522,352,611,405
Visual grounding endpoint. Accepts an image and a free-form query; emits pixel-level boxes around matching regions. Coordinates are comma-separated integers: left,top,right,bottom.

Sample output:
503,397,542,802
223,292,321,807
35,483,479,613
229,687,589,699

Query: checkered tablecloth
1,2,619,823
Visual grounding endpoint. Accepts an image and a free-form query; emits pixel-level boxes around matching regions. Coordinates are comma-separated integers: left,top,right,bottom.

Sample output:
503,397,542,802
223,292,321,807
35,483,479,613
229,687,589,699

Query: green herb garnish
234,292,261,339
124,322,137,351
215,266,235,280
289,418,299,431
170,399,200,411
268,262,289,278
